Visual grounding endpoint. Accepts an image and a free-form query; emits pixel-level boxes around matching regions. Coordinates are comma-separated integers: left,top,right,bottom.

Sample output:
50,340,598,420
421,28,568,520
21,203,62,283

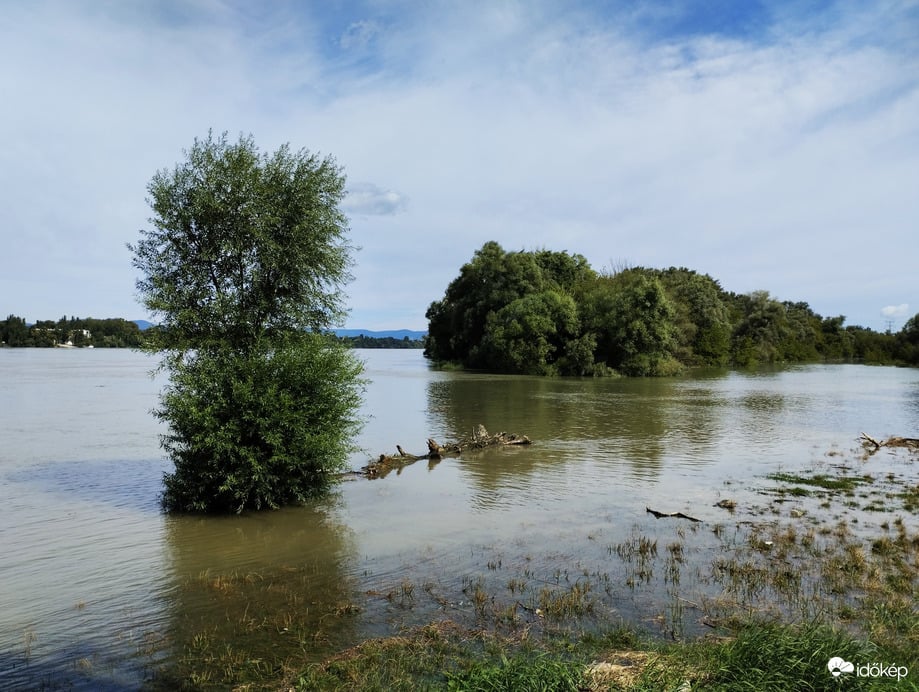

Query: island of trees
339,334,424,349
425,241,919,376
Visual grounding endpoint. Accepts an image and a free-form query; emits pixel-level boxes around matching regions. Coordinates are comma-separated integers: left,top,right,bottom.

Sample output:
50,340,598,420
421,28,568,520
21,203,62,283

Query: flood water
1,348,917,689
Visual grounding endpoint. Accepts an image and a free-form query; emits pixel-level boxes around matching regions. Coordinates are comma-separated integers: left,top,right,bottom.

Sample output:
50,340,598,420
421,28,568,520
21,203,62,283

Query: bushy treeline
0,314,145,348
424,242,919,376
341,334,424,349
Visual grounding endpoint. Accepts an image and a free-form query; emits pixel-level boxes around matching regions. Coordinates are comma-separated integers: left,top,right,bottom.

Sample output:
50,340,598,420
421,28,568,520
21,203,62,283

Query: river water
1,349,917,689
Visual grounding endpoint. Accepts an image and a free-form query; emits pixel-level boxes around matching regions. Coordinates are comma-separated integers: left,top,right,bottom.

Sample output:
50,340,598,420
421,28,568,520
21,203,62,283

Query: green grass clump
899,484,919,513
697,622,882,691
293,622,474,691
444,652,583,691
766,472,870,493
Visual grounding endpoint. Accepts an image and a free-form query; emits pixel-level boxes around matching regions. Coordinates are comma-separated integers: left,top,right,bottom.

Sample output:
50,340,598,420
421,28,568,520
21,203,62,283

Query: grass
901,484,919,512
444,651,583,691
766,471,872,493
293,621,477,691
287,619,917,691
667,621,907,691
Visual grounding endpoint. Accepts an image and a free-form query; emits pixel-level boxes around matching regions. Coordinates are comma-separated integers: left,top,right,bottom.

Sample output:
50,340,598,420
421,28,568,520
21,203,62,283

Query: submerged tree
425,242,907,376
131,132,364,513
424,242,597,374
592,270,679,376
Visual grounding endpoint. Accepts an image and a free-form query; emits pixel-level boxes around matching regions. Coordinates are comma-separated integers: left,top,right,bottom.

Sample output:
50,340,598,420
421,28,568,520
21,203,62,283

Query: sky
1,0,917,332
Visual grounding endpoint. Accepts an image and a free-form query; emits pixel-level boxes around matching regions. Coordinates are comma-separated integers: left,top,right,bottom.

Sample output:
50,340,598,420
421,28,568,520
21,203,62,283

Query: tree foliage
655,268,731,365
601,271,679,376
133,132,353,358
898,312,919,365
478,290,581,375
424,241,916,375
159,336,362,513
130,132,363,513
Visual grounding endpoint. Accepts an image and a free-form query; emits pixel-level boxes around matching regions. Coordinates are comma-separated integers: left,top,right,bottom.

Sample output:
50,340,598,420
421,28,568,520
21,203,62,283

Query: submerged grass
766,471,872,493
148,445,919,690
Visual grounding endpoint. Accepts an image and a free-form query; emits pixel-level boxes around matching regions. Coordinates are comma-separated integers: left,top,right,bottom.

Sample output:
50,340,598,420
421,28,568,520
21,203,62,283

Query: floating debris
361,424,531,478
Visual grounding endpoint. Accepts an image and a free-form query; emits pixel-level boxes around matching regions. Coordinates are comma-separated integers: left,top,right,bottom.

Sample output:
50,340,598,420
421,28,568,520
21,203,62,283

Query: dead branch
860,432,919,456
646,507,702,522
361,424,531,478
859,432,881,451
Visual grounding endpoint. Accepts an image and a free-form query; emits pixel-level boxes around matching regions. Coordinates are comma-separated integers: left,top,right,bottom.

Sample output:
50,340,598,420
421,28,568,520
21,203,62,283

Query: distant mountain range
131,321,427,340
333,328,427,339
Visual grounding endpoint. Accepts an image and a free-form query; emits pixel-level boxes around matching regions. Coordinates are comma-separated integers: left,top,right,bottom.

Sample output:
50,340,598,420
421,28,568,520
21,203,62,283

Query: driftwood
646,507,702,522
361,424,531,478
860,432,919,455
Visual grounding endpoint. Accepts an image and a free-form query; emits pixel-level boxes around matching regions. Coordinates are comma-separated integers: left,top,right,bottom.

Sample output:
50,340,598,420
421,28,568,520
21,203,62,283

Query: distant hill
128,322,427,339
334,328,427,340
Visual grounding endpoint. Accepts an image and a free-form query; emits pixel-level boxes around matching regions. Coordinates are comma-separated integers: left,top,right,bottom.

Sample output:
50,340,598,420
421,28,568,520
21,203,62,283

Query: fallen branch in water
646,507,702,522
361,424,531,479
860,432,919,456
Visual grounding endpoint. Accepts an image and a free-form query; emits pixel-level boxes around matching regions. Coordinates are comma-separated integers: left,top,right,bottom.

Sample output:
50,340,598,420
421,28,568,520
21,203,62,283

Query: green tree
477,290,582,375
579,276,619,364
778,301,820,361
532,248,596,292
1,315,30,346
424,243,597,370
656,268,731,365
603,271,679,376
730,291,790,366
130,131,364,513
425,242,545,366
847,325,897,364
32,319,60,347
899,313,919,365
817,315,854,361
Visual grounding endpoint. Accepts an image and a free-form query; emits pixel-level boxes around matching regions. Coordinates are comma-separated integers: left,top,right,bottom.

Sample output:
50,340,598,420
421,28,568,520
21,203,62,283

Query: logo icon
828,657,855,677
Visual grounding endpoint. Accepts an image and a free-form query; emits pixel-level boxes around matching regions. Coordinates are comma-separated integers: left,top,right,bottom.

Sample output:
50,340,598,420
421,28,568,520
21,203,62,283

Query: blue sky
1,0,917,331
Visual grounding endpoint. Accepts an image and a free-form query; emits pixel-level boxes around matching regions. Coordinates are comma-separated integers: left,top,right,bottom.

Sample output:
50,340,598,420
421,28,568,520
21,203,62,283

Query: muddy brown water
1,348,917,689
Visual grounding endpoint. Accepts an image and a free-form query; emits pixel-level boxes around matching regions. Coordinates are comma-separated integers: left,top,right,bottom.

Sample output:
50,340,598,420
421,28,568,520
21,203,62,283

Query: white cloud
881,304,910,318
344,183,408,216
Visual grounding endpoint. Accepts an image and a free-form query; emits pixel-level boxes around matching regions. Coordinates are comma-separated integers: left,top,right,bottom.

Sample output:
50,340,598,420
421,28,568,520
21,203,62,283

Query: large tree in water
131,132,364,513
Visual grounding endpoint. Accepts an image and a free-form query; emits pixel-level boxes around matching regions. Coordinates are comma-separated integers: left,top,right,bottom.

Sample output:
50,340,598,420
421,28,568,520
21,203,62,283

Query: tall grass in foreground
654,622,908,692
291,620,916,691
444,653,582,691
